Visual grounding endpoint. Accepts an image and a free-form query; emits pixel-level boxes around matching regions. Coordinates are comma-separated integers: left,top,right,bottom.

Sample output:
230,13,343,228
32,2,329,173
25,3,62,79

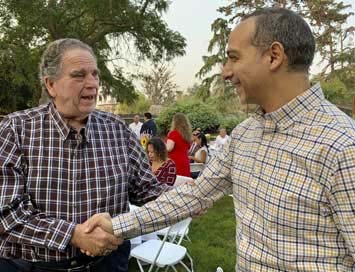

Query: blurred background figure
189,133,209,164
166,113,192,177
189,132,209,179
140,112,157,138
129,114,143,137
214,128,230,151
147,137,176,186
188,129,201,162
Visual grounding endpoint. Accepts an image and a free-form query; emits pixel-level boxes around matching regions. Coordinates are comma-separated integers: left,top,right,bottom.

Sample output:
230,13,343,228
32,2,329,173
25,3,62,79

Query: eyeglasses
192,133,199,136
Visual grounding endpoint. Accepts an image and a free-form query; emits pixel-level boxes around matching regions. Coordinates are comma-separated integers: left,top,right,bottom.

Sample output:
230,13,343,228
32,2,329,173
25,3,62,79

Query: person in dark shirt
140,112,158,137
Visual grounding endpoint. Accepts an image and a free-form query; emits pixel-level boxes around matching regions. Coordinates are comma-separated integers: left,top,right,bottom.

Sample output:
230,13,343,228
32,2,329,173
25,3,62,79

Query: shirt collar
253,83,325,130
48,102,93,142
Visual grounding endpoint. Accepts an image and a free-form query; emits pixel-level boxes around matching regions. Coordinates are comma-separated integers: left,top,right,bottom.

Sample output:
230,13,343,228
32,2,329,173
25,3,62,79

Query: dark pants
191,171,200,179
0,240,130,272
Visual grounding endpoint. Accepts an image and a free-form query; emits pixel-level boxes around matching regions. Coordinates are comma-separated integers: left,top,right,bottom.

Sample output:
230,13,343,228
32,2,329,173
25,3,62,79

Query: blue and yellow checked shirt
113,84,355,271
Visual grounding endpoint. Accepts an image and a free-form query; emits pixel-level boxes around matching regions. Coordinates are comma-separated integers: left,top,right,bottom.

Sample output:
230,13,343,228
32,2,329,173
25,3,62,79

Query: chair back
174,175,194,186
190,163,204,173
148,217,192,272
148,225,173,272
167,217,192,245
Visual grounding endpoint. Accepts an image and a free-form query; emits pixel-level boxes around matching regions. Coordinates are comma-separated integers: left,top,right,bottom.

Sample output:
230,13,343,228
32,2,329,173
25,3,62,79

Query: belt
31,255,105,272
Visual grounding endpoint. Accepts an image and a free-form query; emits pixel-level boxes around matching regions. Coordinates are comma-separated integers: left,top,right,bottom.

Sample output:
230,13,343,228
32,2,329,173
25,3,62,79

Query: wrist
70,224,82,247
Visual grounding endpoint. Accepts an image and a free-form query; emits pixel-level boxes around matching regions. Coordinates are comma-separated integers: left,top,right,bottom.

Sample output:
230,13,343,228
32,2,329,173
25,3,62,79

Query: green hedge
156,100,246,135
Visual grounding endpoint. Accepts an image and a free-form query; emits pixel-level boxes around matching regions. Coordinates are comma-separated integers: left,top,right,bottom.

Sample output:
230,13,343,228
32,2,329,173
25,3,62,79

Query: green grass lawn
128,196,236,271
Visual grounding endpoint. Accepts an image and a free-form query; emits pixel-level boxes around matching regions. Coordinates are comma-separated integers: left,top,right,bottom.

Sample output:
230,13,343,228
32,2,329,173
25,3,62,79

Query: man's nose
85,74,99,88
222,63,232,81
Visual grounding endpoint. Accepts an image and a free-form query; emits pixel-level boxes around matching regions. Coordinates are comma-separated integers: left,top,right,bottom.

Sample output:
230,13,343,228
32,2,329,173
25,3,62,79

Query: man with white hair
129,114,143,137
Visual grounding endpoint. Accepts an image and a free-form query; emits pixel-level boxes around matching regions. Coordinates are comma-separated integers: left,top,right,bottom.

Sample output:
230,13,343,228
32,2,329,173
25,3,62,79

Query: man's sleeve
0,119,75,252
329,143,355,259
114,146,233,238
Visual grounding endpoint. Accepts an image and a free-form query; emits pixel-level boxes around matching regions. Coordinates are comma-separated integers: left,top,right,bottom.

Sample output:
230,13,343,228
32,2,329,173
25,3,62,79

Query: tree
305,0,353,74
115,93,151,114
140,63,179,105
0,0,186,111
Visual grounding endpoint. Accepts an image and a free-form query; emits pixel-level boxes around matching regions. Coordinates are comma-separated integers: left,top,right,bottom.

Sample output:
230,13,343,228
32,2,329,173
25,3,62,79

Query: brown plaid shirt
0,102,167,262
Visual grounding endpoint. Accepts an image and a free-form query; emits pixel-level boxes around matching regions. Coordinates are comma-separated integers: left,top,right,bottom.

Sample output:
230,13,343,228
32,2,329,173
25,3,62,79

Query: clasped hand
70,213,123,257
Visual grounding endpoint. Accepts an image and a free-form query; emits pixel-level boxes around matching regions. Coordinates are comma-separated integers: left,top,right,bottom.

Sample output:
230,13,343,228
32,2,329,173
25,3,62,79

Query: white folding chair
189,163,205,179
130,218,194,272
156,217,192,244
174,175,194,186
129,203,159,250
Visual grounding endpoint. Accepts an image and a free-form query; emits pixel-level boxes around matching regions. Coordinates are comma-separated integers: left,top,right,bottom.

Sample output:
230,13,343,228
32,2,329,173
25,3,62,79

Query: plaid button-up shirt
0,102,167,262
113,84,355,271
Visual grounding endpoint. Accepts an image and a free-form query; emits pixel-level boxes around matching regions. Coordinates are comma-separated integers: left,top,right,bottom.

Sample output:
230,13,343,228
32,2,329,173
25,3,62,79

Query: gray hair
39,38,96,96
243,7,315,72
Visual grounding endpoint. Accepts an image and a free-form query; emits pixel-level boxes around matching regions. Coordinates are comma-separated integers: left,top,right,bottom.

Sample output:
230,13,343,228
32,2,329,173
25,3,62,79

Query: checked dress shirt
0,102,167,262
112,83,355,271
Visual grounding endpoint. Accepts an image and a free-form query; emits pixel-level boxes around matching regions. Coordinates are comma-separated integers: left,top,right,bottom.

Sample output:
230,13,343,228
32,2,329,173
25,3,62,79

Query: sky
163,0,224,90
163,0,355,91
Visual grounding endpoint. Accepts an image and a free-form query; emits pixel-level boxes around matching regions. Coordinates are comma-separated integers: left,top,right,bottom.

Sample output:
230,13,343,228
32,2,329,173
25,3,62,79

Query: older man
0,39,167,272
87,7,355,271
128,114,143,137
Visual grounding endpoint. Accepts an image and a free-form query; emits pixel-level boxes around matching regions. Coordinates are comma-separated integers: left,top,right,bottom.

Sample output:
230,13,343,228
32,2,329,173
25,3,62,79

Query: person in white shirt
129,114,143,137
189,132,209,179
214,128,230,151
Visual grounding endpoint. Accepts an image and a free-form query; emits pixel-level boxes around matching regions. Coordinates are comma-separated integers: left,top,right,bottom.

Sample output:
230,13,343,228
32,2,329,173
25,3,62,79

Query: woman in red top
166,112,192,177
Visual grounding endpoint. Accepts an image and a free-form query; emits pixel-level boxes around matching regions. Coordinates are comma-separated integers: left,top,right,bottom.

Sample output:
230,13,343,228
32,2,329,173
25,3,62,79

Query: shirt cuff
45,219,76,252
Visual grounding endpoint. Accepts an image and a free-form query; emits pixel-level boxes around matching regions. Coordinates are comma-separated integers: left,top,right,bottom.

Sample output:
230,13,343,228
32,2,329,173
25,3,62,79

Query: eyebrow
70,68,100,76
226,49,240,57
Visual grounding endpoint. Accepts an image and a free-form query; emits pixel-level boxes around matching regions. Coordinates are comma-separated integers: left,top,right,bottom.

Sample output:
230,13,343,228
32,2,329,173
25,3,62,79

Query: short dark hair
144,112,152,119
243,7,315,72
147,137,167,161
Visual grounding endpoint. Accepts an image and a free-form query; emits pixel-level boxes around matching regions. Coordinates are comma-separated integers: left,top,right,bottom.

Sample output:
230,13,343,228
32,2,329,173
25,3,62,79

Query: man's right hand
70,213,123,257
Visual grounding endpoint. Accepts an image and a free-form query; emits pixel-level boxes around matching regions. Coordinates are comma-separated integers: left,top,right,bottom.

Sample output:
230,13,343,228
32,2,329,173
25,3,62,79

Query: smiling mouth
81,95,95,100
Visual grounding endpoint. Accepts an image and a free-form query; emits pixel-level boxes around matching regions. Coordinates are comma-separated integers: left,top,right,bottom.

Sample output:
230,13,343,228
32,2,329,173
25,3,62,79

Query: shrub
156,100,220,135
218,113,247,133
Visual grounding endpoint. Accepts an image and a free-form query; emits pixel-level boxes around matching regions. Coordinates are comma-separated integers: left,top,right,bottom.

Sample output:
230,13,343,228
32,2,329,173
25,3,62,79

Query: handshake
70,213,123,257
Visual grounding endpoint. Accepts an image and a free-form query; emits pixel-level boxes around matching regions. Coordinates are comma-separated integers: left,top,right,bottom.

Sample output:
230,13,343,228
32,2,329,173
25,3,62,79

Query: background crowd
129,112,231,184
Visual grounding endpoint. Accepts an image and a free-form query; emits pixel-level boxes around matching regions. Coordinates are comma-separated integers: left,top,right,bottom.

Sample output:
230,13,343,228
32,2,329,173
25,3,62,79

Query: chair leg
171,265,178,272
148,263,158,272
187,252,194,272
179,261,192,272
178,252,194,272
136,259,146,272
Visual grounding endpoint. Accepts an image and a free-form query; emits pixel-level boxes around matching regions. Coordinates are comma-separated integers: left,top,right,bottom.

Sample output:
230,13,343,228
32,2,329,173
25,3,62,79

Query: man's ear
268,41,286,71
44,77,56,98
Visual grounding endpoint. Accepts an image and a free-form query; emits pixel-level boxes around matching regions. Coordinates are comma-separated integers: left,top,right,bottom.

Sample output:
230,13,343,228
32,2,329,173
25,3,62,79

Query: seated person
188,129,201,162
214,128,230,151
147,137,176,185
188,133,209,179
188,133,209,164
